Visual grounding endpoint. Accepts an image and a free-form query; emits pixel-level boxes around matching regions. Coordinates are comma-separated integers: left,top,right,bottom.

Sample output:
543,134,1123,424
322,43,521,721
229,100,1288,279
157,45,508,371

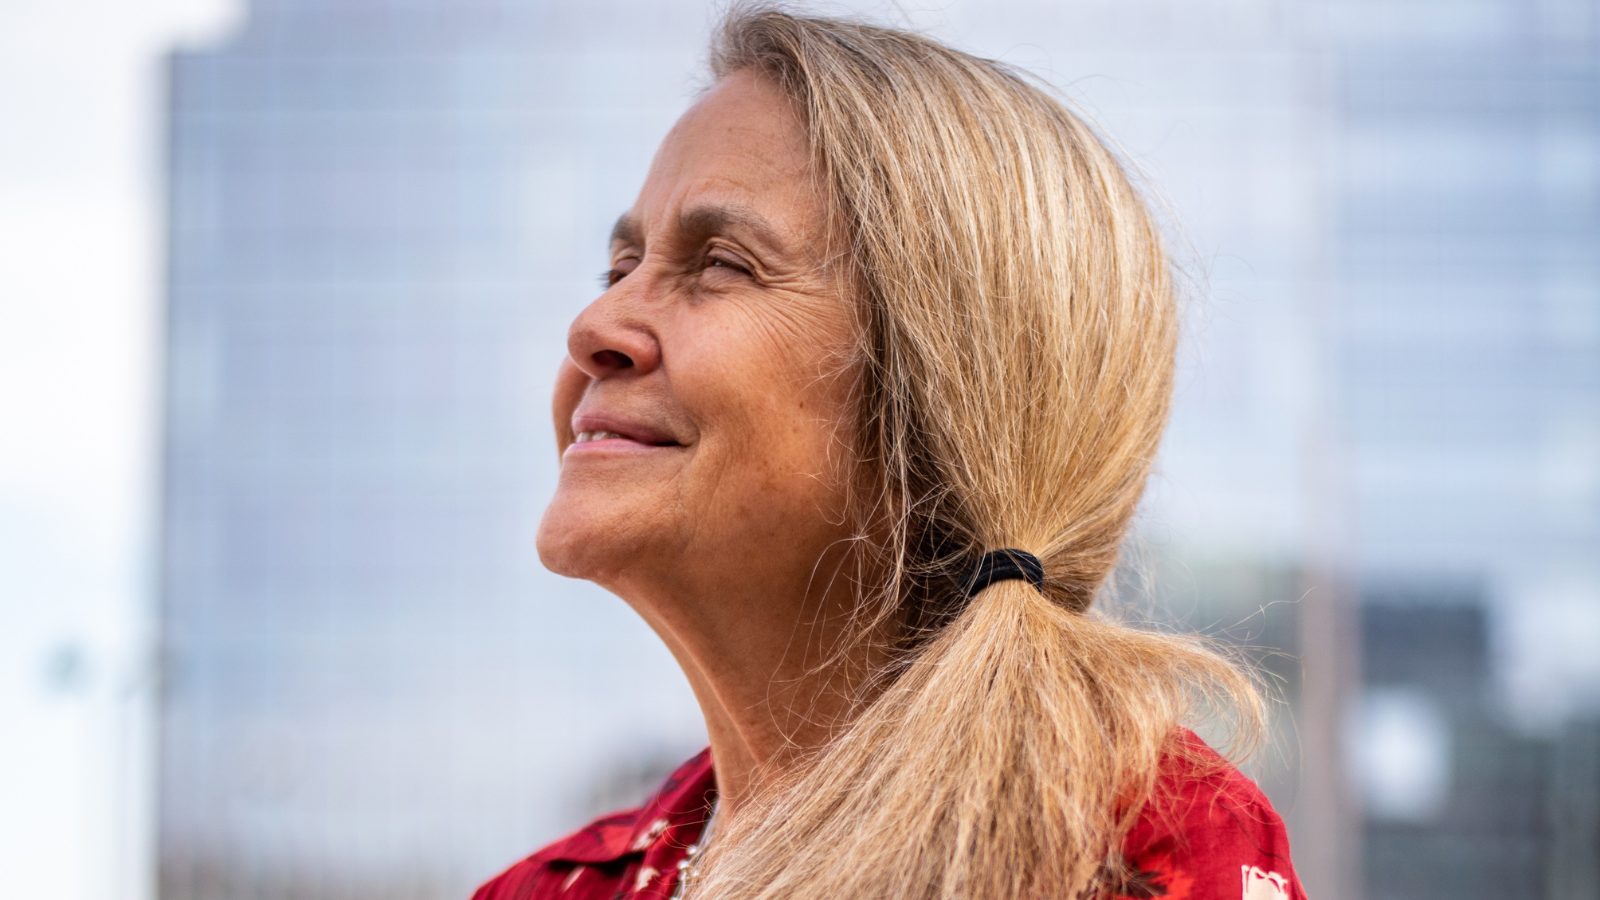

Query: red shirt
472,733,1307,900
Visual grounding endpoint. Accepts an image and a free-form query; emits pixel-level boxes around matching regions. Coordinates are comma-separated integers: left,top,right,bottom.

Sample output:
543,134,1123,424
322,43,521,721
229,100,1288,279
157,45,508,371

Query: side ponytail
694,9,1263,900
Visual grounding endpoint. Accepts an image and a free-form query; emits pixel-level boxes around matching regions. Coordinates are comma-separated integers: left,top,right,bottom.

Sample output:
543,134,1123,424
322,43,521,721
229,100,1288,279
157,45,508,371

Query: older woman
476,8,1305,900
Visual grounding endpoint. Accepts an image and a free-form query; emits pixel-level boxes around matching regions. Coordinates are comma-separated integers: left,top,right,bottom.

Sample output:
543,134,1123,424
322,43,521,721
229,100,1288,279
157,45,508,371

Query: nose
566,280,663,379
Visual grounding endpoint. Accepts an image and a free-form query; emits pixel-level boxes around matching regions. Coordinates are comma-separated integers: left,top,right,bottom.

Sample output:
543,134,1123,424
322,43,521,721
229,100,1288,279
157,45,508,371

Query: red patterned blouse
471,732,1307,900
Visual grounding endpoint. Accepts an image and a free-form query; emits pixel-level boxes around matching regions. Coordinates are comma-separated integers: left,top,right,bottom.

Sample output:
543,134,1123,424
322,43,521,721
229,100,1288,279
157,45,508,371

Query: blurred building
1330,0,1600,732
1328,2,1600,897
158,2,714,896
1355,600,1600,900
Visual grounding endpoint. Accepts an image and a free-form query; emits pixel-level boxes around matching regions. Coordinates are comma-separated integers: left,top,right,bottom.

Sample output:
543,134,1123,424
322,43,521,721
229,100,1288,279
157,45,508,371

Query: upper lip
569,411,683,447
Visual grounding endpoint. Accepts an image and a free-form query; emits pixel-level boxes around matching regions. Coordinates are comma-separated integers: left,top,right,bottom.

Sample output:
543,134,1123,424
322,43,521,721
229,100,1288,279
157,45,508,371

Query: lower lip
563,437,679,457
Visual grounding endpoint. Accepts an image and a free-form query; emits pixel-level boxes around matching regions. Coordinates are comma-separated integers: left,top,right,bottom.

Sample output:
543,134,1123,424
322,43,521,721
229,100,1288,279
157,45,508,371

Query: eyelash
705,254,751,276
597,254,750,289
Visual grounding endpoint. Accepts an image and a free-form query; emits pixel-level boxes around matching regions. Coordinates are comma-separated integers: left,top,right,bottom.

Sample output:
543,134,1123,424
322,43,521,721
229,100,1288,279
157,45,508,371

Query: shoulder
470,749,716,900
1112,731,1307,900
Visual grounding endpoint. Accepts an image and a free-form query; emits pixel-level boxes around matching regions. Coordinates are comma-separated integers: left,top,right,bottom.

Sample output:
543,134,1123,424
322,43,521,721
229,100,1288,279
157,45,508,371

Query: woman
477,8,1306,900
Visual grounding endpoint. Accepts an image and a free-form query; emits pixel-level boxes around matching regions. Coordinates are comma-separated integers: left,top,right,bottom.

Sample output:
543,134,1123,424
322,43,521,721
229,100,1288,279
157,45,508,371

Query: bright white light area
1345,686,1453,823
0,2,241,899
1501,571,1600,733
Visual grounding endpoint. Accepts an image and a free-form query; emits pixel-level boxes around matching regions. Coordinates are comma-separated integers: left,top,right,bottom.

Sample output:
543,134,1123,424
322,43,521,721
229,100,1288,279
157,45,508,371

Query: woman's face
537,70,857,615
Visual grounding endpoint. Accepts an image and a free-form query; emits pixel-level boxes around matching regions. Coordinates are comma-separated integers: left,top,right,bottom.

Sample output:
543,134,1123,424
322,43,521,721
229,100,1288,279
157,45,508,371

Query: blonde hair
692,8,1262,900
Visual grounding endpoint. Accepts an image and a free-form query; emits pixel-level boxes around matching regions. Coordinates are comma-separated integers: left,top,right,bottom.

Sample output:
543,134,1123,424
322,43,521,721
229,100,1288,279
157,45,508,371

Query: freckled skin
535,71,862,809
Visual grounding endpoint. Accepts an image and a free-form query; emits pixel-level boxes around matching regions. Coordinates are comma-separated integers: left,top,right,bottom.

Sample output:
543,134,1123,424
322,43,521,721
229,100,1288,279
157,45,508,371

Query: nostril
592,349,634,369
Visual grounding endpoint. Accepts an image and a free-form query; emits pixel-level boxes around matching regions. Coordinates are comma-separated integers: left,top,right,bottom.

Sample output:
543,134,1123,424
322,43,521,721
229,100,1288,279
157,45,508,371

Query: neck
688,646,856,813
610,546,880,814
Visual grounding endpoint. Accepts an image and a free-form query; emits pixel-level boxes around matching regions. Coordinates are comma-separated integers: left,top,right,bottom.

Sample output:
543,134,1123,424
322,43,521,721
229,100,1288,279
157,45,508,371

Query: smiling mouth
573,430,680,447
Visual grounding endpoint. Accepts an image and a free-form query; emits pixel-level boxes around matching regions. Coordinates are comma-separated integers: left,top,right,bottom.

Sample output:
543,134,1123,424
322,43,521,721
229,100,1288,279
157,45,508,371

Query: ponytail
695,573,1257,900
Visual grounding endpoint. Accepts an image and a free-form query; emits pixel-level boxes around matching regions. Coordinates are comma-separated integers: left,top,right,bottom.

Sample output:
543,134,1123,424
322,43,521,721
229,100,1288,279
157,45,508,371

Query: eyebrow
607,204,788,255
610,214,642,247
676,204,784,251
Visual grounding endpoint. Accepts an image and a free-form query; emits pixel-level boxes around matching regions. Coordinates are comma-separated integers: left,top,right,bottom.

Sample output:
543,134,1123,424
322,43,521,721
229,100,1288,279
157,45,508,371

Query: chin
536,491,645,583
535,504,598,579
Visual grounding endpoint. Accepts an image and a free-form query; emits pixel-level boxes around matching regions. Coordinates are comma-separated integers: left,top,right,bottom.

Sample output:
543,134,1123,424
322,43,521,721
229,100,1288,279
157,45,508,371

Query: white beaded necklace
669,800,720,900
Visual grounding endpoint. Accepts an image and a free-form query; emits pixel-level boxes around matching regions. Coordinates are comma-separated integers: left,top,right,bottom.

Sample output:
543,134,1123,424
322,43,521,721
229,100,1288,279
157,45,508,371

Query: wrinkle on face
539,69,858,628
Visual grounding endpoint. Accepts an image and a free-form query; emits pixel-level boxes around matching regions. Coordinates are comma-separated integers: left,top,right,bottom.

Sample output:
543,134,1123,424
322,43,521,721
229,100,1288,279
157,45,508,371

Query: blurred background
1,0,1596,898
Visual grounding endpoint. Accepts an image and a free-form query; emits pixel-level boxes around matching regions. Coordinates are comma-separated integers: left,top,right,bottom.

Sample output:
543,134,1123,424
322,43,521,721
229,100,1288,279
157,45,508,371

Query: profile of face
536,70,859,635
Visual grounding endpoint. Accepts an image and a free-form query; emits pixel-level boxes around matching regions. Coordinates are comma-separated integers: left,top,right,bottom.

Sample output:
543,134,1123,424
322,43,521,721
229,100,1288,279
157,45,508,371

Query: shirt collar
537,748,717,865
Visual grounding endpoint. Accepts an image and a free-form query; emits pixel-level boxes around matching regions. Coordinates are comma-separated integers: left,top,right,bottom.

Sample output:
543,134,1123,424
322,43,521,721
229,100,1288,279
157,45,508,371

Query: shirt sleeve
1111,764,1308,900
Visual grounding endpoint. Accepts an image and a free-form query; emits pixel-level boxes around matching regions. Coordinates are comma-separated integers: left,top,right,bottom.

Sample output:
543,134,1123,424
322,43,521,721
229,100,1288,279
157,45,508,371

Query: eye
704,252,752,278
601,257,640,288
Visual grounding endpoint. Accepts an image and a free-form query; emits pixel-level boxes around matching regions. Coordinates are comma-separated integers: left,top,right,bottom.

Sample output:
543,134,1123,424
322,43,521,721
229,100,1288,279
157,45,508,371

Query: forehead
625,70,822,245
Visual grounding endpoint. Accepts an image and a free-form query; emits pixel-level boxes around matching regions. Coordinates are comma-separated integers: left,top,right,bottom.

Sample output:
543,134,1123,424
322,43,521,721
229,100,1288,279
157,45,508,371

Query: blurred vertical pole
1296,566,1361,900
1290,3,1362,898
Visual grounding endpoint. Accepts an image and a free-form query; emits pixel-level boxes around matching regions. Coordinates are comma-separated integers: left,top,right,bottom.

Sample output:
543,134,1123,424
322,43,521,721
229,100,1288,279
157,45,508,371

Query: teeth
575,430,623,443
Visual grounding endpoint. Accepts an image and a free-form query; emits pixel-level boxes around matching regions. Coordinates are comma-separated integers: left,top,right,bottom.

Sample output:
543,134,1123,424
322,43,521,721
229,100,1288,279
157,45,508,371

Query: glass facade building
158,1,1598,898
1328,3,1600,898
159,3,714,895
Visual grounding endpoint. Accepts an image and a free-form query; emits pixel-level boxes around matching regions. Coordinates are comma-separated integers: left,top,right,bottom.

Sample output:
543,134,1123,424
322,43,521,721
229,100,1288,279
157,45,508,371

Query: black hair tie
964,548,1046,598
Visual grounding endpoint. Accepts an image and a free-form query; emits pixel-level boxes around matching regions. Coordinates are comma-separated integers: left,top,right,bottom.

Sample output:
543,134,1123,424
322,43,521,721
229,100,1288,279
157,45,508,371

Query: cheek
679,323,855,516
